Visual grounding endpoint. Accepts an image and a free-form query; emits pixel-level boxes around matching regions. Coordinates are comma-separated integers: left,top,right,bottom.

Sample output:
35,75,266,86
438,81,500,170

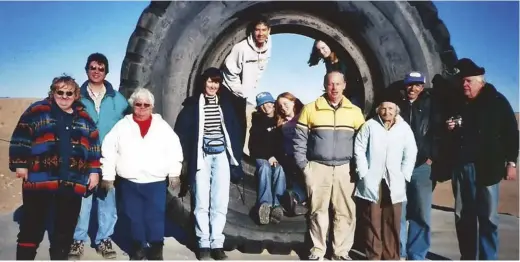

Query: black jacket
445,83,518,186
174,93,244,185
248,112,281,160
396,89,441,167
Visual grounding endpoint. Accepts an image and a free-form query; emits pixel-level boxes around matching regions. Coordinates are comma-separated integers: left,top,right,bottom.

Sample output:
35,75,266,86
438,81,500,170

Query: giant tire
119,0,458,255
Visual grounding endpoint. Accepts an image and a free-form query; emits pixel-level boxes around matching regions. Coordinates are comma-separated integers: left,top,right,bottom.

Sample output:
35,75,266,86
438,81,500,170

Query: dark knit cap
455,58,485,77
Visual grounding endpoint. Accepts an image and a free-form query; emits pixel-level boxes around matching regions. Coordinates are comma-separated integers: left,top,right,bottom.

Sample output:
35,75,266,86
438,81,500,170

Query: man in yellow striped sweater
294,71,365,260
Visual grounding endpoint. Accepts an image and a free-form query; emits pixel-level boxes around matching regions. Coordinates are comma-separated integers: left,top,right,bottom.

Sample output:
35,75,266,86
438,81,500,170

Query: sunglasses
55,90,74,97
135,102,151,108
89,66,105,72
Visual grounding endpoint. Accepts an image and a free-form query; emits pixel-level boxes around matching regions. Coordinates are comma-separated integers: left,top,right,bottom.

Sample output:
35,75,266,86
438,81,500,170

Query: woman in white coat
100,87,184,260
354,99,418,260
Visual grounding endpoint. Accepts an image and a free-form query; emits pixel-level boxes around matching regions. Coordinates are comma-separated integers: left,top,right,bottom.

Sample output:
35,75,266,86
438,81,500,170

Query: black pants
17,190,82,259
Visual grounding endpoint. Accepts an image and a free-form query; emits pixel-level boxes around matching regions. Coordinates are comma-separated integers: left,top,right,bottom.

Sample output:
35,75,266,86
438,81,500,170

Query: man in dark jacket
174,68,244,260
445,58,518,260
249,92,286,225
396,72,440,260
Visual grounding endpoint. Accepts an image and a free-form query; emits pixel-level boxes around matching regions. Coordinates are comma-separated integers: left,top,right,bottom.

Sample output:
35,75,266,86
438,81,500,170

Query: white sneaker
308,253,324,261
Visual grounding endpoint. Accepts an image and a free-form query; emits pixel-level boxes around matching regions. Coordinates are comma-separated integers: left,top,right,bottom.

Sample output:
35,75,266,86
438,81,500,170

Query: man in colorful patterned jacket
10,75,101,260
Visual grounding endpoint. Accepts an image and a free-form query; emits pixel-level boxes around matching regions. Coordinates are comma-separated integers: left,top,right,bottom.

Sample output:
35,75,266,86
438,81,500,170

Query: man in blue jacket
68,53,129,260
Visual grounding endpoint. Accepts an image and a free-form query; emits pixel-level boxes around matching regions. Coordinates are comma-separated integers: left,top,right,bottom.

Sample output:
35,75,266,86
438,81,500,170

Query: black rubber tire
120,0,458,255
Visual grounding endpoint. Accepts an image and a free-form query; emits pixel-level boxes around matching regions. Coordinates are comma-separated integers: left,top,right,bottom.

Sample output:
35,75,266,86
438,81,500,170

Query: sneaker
68,240,84,260
258,203,271,225
308,253,324,260
270,206,284,224
197,248,211,260
96,239,117,259
332,254,353,260
210,248,228,260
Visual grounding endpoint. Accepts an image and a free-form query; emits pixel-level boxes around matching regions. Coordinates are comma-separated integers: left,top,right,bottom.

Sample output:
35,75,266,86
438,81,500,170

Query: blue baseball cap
256,92,276,107
404,71,426,85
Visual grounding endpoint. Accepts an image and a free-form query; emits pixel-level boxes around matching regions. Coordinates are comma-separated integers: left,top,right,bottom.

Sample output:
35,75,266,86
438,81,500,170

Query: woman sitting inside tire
248,91,286,225
100,87,184,260
274,92,308,216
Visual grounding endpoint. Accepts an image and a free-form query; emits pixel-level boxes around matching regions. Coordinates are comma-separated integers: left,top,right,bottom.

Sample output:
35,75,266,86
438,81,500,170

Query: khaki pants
359,182,401,260
304,161,356,257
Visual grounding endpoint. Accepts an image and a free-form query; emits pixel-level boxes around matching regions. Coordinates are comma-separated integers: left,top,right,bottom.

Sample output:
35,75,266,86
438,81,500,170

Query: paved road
0,207,517,260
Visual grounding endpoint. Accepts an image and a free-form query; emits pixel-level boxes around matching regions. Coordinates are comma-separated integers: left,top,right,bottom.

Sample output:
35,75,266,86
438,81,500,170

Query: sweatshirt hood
246,33,271,53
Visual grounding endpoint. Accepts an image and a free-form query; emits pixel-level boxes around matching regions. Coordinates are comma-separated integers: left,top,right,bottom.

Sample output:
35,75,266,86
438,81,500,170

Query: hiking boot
258,203,271,225
130,242,146,260
197,247,211,260
332,254,353,260
68,240,84,260
96,238,117,259
270,206,284,224
211,248,228,260
146,241,164,260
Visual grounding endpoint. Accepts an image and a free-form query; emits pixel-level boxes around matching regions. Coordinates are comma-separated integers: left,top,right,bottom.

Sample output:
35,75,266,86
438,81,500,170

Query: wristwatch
507,162,517,168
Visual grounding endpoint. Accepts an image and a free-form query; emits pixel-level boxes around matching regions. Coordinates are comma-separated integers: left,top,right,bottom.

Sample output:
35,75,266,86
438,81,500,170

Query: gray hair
128,87,155,107
376,101,401,116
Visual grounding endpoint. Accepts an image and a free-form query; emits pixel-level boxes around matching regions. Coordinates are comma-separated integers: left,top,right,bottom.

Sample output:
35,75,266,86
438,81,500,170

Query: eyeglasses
134,102,151,108
89,66,105,72
55,90,74,97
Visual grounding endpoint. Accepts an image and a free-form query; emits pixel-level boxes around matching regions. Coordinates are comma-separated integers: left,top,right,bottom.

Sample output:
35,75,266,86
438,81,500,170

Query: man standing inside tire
69,53,130,260
221,15,272,151
294,71,365,260
396,72,440,260
445,58,517,260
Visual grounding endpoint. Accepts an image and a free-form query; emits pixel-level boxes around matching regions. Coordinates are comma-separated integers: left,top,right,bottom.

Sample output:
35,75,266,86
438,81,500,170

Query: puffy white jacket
101,114,184,184
354,115,418,204
222,34,272,104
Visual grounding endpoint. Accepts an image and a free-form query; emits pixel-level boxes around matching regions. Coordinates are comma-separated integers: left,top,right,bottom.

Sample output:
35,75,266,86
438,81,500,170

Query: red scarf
133,115,152,137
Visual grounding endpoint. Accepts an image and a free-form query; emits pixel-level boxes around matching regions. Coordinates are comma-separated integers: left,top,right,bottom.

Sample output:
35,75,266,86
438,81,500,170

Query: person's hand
168,176,181,189
426,159,433,165
88,173,99,190
505,163,517,181
100,180,114,191
268,157,278,167
15,168,28,180
446,119,456,131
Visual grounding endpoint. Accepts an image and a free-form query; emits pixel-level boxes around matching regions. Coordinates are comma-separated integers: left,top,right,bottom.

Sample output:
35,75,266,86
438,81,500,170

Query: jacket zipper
333,108,337,163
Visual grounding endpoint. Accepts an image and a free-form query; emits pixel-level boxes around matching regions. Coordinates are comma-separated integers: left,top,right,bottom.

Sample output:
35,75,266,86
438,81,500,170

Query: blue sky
0,1,518,111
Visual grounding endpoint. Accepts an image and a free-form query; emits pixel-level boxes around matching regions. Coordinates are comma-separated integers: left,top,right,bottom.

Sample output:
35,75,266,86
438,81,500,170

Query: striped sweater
203,95,223,137
9,98,102,196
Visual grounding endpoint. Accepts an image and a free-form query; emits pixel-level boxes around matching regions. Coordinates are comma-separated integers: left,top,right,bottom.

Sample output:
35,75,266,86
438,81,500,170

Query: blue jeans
73,188,117,245
291,181,307,203
193,152,230,249
452,163,499,260
400,163,432,259
256,159,286,207
119,179,166,246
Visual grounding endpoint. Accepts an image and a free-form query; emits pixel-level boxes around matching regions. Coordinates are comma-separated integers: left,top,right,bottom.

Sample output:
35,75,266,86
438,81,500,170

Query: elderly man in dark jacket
395,72,441,260
444,58,518,260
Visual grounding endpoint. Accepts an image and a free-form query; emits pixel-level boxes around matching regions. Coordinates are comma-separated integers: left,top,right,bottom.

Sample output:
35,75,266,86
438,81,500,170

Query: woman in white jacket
100,87,183,260
354,100,418,260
